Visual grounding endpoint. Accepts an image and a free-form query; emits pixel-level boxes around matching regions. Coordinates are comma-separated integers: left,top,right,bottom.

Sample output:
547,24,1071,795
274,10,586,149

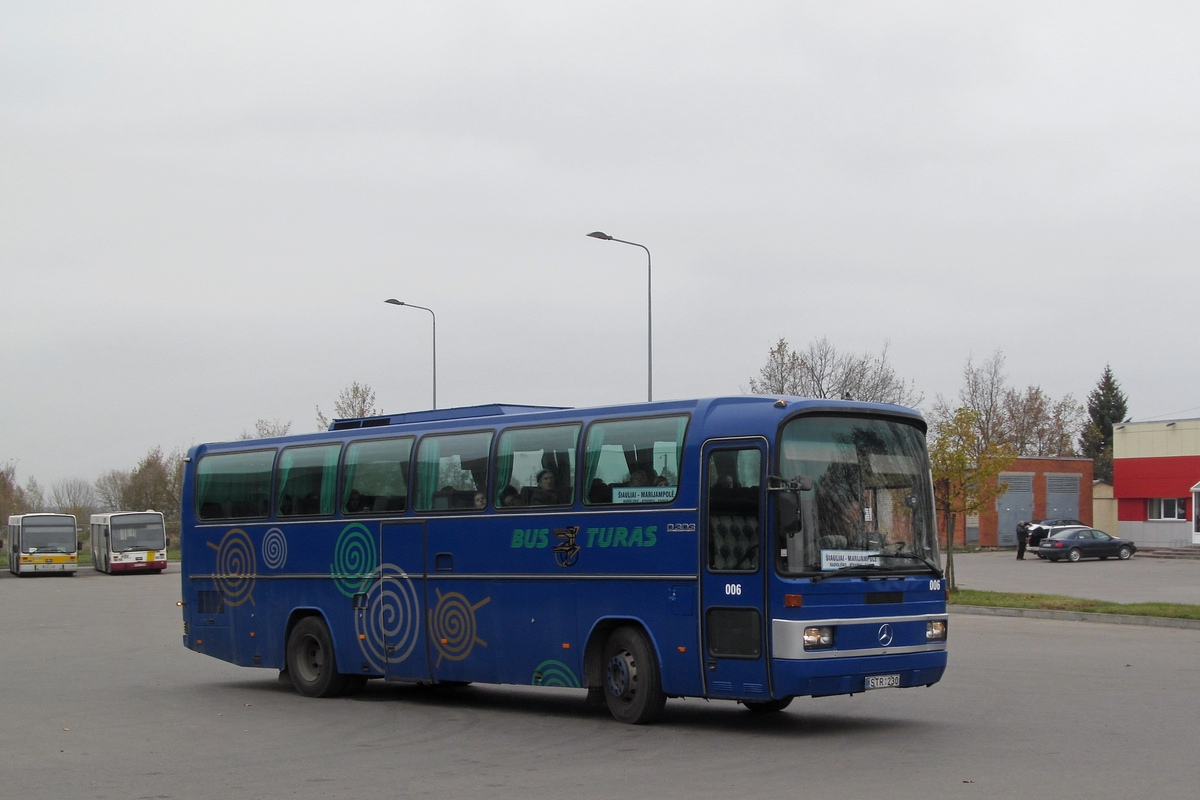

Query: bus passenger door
378,522,431,681
700,441,772,701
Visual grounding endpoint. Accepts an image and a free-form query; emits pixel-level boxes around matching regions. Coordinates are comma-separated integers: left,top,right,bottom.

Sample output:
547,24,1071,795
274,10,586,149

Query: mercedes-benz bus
180,396,947,723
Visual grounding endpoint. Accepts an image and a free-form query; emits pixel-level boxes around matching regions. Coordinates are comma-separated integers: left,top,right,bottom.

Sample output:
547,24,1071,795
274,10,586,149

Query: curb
949,604,1200,630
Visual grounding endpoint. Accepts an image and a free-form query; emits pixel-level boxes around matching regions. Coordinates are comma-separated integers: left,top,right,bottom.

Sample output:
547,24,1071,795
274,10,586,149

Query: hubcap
607,649,636,699
298,635,323,682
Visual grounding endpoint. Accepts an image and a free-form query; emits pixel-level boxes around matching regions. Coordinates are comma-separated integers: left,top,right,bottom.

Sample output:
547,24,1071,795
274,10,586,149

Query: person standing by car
1016,520,1030,560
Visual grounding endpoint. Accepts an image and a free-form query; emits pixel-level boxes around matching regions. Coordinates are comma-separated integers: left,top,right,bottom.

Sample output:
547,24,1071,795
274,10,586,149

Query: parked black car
1038,527,1137,562
1026,518,1086,549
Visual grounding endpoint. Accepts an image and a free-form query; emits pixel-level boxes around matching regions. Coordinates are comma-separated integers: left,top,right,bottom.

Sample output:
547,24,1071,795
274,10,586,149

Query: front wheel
286,616,349,698
602,627,666,724
742,697,793,713
1067,548,1082,563
1118,546,1133,560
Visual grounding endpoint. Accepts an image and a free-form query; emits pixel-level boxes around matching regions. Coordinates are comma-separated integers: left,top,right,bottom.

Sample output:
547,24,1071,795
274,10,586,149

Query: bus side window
414,431,493,513
582,415,687,506
342,437,413,515
495,424,580,510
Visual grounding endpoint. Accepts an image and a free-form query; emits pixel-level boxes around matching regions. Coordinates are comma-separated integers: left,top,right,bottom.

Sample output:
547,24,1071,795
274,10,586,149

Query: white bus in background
90,511,167,574
7,513,80,575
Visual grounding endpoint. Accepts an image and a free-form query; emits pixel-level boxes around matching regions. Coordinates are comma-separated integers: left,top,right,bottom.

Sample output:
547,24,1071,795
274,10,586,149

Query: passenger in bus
499,485,523,507
528,469,559,505
472,492,487,510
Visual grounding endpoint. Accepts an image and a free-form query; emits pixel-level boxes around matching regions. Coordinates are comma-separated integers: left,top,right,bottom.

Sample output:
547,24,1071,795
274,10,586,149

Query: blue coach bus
180,395,947,723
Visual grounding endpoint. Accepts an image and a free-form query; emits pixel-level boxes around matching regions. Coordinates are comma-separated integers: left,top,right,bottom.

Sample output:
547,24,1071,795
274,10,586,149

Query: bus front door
378,521,431,682
700,441,772,701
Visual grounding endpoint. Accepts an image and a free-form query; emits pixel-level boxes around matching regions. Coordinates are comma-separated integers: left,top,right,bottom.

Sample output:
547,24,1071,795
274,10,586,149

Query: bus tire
286,616,348,698
742,697,793,713
602,627,666,724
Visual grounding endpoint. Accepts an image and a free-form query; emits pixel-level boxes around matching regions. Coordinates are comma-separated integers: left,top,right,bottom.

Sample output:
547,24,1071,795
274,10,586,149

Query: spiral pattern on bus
355,563,421,671
531,659,580,688
331,523,378,597
260,528,287,570
429,589,490,666
208,528,256,607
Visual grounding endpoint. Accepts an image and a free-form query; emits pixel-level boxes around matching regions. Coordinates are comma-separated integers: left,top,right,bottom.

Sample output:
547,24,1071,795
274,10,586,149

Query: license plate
865,674,901,690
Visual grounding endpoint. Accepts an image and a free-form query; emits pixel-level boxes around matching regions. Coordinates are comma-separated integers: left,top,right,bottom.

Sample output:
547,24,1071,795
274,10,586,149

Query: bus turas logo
532,659,581,687
355,563,421,671
553,526,581,568
331,523,378,597
207,529,256,606
878,624,894,647
429,589,491,667
510,525,658,551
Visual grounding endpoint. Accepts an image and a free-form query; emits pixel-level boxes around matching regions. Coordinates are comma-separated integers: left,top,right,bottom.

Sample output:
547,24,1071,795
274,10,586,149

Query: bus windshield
778,415,938,575
111,514,167,552
20,518,77,553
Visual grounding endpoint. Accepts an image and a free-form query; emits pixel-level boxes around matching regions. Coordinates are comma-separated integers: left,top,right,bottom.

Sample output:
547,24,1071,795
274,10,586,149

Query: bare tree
316,382,380,430
240,418,292,439
50,478,97,511
95,469,130,512
748,337,923,406
932,350,1085,460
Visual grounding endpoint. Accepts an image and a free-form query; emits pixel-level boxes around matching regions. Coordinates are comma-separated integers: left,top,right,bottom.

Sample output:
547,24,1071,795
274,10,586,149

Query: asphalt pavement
947,548,1200,605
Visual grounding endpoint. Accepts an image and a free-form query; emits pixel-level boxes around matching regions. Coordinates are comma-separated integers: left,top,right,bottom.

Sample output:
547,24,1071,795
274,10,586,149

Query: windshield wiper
877,549,943,578
811,564,888,583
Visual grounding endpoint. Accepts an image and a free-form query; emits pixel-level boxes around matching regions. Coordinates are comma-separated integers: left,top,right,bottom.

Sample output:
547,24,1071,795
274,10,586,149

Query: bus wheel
742,697,793,713
286,616,348,698
603,627,666,724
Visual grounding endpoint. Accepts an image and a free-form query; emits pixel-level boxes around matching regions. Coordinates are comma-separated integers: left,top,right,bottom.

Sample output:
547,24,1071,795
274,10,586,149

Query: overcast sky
4,1,1199,489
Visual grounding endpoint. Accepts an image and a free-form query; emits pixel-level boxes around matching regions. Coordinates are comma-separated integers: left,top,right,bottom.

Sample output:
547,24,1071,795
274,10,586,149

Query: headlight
803,626,834,650
927,619,948,641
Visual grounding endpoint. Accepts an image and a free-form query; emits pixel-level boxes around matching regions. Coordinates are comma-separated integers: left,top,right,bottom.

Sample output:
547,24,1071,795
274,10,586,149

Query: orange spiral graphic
208,528,256,606
429,589,489,666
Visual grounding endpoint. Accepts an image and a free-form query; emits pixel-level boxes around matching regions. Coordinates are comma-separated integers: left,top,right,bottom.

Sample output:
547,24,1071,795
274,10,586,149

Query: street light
587,231,653,402
384,299,437,410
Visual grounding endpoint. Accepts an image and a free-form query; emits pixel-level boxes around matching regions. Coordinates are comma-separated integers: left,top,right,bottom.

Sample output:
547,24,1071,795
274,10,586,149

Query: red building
941,457,1093,548
1112,419,1200,547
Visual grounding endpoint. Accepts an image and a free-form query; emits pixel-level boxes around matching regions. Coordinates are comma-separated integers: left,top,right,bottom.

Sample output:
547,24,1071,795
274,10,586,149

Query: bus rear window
583,415,687,505
196,450,275,520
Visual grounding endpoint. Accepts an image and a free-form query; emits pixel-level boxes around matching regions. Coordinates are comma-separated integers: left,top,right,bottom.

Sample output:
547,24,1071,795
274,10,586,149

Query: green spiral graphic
330,523,378,597
532,659,580,688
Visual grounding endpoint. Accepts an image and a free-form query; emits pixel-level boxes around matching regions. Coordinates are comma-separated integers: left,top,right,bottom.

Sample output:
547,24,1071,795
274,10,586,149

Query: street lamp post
587,231,653,402
384,299,437,410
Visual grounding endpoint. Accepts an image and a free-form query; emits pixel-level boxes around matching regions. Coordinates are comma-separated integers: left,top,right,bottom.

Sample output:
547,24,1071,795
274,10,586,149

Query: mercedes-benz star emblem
877,623,894,647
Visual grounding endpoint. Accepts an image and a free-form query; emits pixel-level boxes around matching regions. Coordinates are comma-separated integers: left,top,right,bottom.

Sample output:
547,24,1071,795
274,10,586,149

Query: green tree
1079,365,1129,482
121,447,184,521
929,407,1016,590
1,462,32,523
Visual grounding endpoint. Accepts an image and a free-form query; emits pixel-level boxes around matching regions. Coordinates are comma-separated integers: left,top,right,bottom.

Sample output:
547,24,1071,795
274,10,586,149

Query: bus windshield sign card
821,550,882,571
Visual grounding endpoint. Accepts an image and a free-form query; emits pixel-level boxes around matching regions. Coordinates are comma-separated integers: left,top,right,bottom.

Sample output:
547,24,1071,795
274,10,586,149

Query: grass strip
950,588,1200,620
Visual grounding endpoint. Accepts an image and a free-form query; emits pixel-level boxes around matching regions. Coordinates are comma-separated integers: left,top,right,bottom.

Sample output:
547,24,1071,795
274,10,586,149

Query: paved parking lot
948,548,1200,605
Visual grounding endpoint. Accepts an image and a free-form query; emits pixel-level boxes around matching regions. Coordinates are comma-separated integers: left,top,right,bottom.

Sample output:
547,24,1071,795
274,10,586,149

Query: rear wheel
603,627,666,724
1067,548,1082,563
1118,546,1133,560
742,697,793,713
286,616,349,698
